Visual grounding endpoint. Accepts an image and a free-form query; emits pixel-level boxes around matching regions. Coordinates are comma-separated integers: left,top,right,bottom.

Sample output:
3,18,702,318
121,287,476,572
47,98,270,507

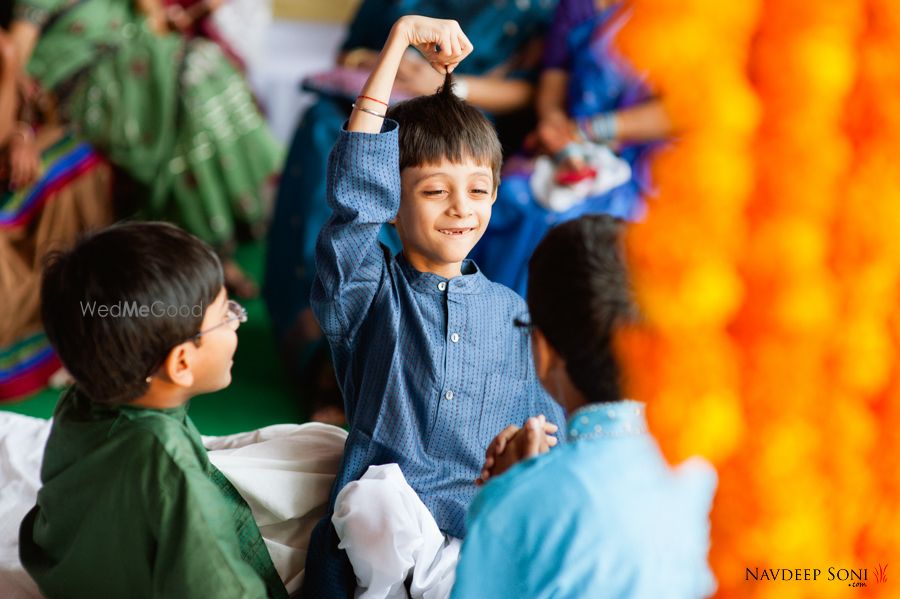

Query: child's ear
531,328,557,380
162,343,195,389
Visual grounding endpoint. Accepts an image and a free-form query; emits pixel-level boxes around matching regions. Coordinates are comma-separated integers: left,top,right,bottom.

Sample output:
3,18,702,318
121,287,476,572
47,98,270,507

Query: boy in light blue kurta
452,216,717,598
303,16,565,599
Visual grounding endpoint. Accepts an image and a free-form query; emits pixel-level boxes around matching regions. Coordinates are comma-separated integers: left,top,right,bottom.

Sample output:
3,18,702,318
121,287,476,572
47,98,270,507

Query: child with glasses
19,222,286,599
453,216,717,598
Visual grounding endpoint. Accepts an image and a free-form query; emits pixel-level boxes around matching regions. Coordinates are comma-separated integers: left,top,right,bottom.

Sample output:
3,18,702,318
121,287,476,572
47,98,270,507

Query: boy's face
188,287,239,394
396,158,496,273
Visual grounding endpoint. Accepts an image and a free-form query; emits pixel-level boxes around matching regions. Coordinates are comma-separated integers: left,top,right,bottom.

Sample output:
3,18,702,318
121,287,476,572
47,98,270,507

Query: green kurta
14,0,283,249
19,389,288,599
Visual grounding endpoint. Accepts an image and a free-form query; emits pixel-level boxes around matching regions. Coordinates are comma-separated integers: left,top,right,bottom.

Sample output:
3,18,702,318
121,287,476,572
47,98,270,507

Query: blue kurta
452,401,718,598
303,121,565,596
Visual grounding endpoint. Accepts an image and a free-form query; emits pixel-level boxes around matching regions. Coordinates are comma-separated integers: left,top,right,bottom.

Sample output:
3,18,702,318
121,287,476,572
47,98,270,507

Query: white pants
333,464,462,599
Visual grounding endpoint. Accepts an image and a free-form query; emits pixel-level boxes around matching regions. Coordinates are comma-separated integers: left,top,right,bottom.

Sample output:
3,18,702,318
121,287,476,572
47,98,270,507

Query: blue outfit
263,0,557,341
302,121,566,597
452,401,718,599
471,1,661,296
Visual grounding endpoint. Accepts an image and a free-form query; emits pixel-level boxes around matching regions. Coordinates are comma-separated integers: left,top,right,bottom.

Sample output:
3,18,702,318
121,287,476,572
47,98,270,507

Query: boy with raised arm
304,16,564,599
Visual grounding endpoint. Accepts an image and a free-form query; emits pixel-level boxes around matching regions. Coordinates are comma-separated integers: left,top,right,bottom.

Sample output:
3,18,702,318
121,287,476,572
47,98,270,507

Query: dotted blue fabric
311,120,566,541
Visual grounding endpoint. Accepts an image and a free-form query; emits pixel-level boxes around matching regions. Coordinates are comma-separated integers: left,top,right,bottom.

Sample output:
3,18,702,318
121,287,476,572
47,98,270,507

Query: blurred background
1,1,361,433
2,1,898,597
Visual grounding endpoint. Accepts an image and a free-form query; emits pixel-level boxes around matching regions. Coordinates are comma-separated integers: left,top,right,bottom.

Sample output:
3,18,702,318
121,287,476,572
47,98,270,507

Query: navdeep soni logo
746,563,888,589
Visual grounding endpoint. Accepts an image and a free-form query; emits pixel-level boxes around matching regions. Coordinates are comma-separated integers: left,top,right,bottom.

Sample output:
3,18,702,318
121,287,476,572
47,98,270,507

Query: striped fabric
0,332,61,400
0,135,103,401
0,136,101,229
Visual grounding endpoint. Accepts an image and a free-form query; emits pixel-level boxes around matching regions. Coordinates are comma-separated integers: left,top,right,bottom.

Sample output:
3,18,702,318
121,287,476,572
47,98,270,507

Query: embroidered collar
566,400,648,442
397,253,486,295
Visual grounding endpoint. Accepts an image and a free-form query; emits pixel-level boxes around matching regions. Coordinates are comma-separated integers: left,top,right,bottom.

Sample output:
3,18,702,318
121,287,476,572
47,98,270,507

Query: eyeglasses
144,300,247,383
190,300,247,345
513,316,533,332
144,300,248,384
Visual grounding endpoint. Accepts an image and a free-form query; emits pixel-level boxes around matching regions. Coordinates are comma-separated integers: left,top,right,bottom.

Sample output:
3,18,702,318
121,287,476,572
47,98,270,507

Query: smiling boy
303,16,565,599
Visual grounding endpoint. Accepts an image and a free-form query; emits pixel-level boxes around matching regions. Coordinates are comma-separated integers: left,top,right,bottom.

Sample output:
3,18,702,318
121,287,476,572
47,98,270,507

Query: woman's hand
135,0,169,34
7,123,40,190
166,0,224,33
165,4,194,33
535,113,580,155
339,48,380,70
392,16,473,74
0,30,15,65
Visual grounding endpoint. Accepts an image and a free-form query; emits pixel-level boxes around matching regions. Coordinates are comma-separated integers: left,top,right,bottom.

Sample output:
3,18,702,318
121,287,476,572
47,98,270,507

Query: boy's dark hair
41,222,224,405
527,215,636,404
386,72,502,189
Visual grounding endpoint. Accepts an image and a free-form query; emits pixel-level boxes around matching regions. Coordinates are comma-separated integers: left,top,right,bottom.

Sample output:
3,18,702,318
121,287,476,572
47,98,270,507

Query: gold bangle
352,103,386,119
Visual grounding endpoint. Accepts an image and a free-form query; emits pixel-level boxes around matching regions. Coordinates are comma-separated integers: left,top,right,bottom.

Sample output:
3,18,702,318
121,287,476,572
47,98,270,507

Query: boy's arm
311,120,400,340
349,16,472,134
312,16,472,340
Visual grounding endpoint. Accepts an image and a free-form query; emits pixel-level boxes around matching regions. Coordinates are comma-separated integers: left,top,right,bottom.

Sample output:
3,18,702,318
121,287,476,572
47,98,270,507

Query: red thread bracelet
357,95,389,107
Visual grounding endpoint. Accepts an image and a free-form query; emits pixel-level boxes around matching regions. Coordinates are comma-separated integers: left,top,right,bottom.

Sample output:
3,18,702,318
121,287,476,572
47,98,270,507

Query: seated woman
264,0,556,422
453,215,717,598
470,0,672,297
8,0,282,298
0,27,113,402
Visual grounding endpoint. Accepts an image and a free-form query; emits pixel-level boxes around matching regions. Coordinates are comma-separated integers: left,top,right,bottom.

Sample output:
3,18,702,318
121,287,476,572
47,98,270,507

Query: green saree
15,0,282,248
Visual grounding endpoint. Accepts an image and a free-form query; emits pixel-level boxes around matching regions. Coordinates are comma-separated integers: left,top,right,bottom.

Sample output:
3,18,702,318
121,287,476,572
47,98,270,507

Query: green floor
0,241,306,436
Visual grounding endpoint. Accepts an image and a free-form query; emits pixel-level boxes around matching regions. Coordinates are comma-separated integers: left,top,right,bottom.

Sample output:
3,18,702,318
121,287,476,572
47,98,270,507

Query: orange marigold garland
616,0,759,590
615,0,759,460
836,0,900,596
736,3,862,597
614,0,899,596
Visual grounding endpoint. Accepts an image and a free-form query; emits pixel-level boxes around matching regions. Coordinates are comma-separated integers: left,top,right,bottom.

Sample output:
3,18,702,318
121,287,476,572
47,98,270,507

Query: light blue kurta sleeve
451,462,538,599
451,512,529,599
450,529,529,599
